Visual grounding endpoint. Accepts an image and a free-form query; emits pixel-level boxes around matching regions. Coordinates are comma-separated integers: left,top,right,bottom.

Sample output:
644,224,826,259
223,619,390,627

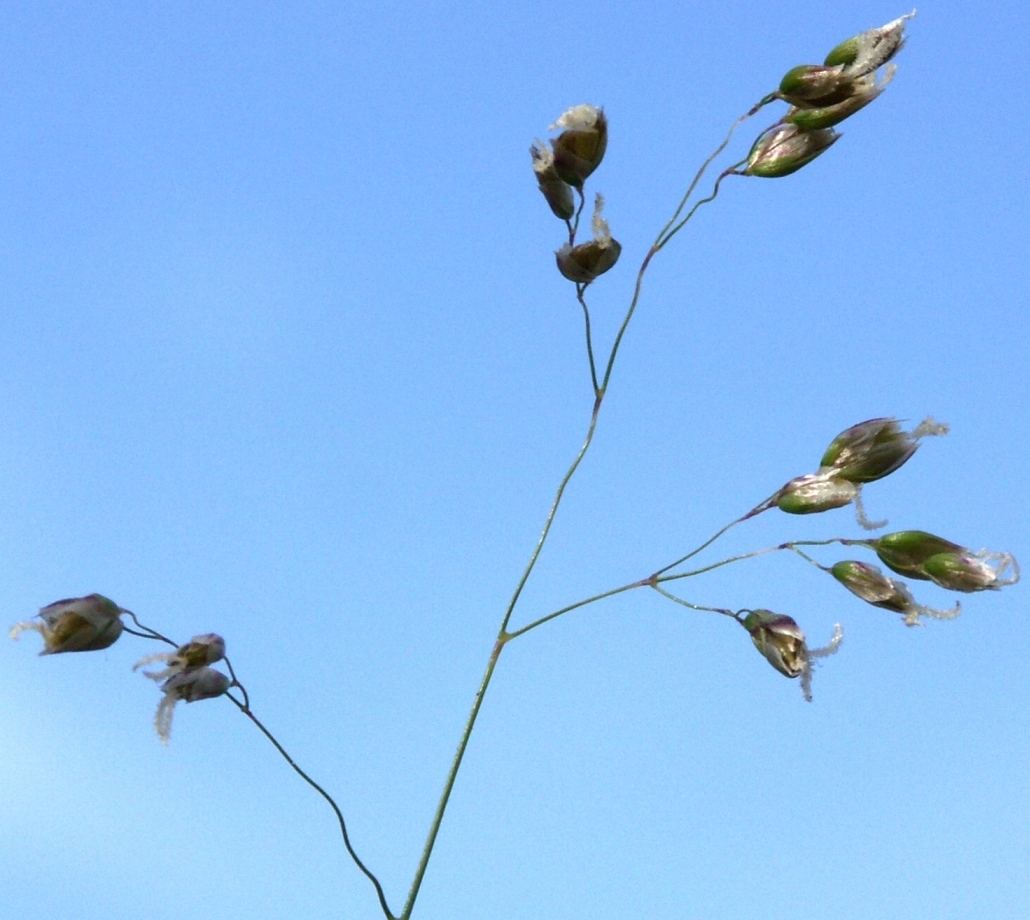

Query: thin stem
498,405,603,636
598,161,745,395
226,688,397,920
223,655,250,710
400,638,505,920
121,610,177,647
788,545,831,570
570,186,586,241
599,247,655,393
650,516,749,580
655,544,789,584
649,583,739,619
592,100,774,396
510,538,852,640
578,285,600,395
791,537,856,550
402,286,610,919
122,625,168,640
651,95,774,250
656,538,853,584
654,166,741,252
649,485,788,580
507,578,647,641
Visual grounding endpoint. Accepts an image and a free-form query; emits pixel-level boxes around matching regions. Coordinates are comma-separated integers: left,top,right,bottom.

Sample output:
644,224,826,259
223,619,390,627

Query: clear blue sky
2,3,1027,919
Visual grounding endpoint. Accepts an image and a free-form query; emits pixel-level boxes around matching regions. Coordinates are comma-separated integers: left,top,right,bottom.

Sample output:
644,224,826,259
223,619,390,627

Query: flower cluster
9,595,232,743
531,104,621,285
135,633,231,744
825,529,1018,627
773,416,947,526
745,12,915,178
870,531,1020,593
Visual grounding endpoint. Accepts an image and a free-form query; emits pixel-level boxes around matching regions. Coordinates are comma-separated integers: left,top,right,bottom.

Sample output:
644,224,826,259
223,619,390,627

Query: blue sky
2,3,1028,919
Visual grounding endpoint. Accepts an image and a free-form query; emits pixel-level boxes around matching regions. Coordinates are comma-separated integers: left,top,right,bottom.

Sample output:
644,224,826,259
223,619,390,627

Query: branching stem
392,102,775,919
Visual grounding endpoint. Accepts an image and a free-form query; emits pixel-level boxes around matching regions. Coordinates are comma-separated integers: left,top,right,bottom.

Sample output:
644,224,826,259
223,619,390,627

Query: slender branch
577,284,600,395
599,246,655,393
657,538,853,585
121,610,177,646
223,655,250,710
788,545,831,570
649,583,739,619
599,155,748,395
510,537,853,640
654,544,789,584
507,578,647,641
226,688,397,920
570,186,586,242
121,616,392,915
649,485,788,579
498,405,603,636
654,165,741,252
649,516,749,580
508,546,792,644
122,625,169,640
651,95,774,250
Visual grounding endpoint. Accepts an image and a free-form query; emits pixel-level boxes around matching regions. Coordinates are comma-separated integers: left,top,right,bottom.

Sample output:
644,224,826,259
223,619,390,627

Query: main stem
401,399,604,919
400,636,505,919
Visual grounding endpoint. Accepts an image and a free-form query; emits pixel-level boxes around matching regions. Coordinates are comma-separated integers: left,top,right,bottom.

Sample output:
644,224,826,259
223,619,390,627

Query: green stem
121,610,177,647
507,579,647,640
654,166,741,252
499,404,603,635
649,583,739,619
649,516,750,580
510,537,853,640
399,406,603,917
578,284,600,396
600,247,655,393
788,545,831,570
649,485,790,580
400,637,505,920
655,544,789,584
652,95,773,250
570,186,586,241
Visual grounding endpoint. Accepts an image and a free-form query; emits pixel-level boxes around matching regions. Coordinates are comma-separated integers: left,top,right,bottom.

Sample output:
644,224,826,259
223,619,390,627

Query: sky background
1,2,1028,919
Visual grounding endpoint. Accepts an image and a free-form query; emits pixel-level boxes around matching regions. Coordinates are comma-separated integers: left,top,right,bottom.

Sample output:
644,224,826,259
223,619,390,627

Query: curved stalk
227,690,398,920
